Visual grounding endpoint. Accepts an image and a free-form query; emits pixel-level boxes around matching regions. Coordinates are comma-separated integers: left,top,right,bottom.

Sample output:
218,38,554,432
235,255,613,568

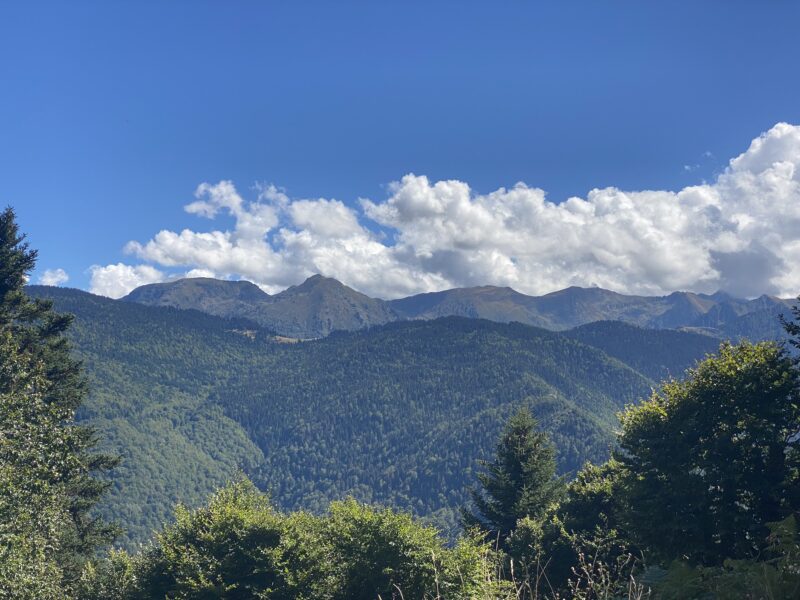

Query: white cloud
38,268,69,286
89,263,165,299
289,198,363,238
91,123,800,299
184,268,218,279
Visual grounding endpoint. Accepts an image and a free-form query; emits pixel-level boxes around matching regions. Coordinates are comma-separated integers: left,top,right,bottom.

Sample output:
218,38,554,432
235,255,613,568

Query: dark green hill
565,320,721,381
27,286,268,546
24,285,731,546
219,317,652,522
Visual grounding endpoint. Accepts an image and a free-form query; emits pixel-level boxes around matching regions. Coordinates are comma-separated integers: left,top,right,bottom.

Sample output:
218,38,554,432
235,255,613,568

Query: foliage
324,498,488,600
655,515,800,599
500,337,800,597
537,460,633,591
504,461,639,596
0,333,70,599
558,460,626,539
79,477,492,600
132,478,305,599
617,340,800,565
564,530,647,600
35,287,800,599
77,550,136,600
462,409,564,546
782,294,800,352
0,208,116,595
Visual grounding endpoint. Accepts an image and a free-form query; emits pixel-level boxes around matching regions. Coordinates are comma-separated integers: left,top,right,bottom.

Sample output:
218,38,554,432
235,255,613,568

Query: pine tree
461,408,563,545
0,207,118,593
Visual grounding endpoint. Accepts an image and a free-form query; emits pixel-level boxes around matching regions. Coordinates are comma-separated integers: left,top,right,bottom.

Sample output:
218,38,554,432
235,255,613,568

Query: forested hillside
26,286,720,547
26,287,268,545
219,316,653,529
565,320,721,381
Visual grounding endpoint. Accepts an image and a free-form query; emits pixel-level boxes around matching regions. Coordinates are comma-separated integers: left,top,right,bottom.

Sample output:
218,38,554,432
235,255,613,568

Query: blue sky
4,1,800,298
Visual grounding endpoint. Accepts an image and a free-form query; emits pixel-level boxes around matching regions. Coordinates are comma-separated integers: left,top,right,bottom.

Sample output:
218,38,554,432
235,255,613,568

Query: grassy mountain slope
388,286,551,327
123,277,271,325
253,274,397,337
125,275,396,338
394,285,794,339
125,276,795,341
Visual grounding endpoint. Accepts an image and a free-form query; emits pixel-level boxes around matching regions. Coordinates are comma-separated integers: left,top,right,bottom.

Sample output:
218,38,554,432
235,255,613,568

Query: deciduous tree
617,341,800,565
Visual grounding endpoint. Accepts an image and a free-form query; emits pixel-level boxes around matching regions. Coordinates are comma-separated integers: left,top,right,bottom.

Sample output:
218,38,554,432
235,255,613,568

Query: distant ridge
124,278,271,323
122,275,795,341
124,274,395,338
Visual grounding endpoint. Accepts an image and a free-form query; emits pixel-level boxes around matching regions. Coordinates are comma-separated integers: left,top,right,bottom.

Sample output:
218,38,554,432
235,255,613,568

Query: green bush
79,477,492,599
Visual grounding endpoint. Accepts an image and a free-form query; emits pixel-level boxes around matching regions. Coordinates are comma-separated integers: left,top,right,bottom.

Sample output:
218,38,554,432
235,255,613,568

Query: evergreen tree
0,207,117,593
462,408,563,545
0,332,71,598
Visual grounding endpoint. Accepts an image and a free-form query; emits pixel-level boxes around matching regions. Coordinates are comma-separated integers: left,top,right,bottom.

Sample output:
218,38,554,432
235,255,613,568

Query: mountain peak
303,273,341,286
124,277,270,304
282,274,352,295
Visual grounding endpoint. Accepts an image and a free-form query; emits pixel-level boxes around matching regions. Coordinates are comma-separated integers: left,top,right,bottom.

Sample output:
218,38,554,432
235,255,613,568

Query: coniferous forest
4,206,800,598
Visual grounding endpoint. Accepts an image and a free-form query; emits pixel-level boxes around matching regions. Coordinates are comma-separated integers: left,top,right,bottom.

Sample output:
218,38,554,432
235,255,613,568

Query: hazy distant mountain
252,275,397,338
391,285,794,340
388,286,551,327
125,274,396,338
124,276,796,341
124,277,271,323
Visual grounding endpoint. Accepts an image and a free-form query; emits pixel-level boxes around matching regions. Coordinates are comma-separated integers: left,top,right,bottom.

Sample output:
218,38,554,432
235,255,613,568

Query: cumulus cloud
90,123,800,299
89,264,165,299
38,268,69,286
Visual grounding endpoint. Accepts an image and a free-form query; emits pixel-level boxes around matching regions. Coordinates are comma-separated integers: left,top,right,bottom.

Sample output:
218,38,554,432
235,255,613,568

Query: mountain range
28,285,725,546
124,275,796,340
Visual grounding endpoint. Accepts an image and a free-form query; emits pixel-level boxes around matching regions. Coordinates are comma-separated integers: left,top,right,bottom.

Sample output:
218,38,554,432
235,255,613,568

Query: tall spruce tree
0,207,117,593
461,408,563,545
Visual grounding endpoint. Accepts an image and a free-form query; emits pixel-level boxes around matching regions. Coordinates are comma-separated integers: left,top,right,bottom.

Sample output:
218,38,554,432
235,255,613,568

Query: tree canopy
617,340,800,565
0,208,117,597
